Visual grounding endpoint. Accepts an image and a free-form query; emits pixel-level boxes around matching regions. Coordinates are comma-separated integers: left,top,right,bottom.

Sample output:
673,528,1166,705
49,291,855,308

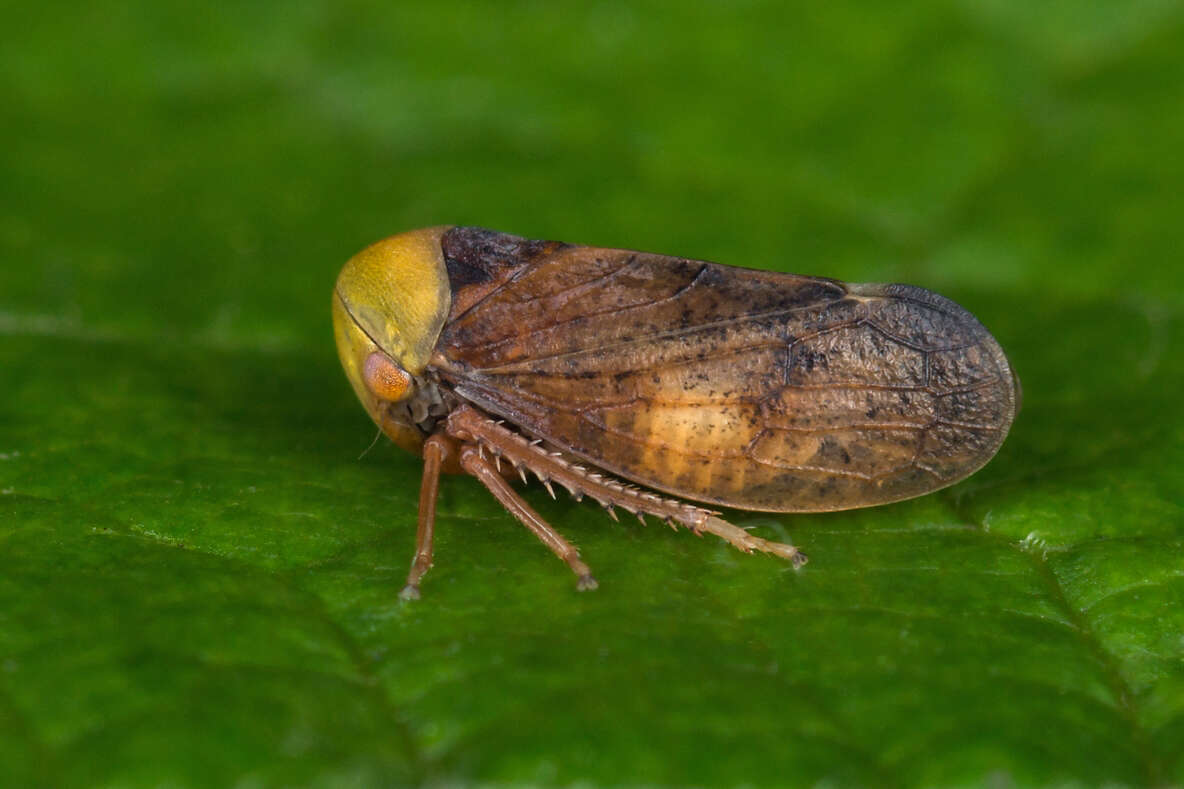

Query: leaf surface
2,2,1183,786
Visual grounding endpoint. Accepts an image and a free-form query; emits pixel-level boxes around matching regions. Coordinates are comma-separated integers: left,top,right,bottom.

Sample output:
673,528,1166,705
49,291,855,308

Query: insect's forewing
432,228,1019,513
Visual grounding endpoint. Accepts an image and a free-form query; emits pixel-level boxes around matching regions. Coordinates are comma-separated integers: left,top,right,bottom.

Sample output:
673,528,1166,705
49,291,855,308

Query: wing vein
469,302,853,372
477,338,785,378
458,261,709,354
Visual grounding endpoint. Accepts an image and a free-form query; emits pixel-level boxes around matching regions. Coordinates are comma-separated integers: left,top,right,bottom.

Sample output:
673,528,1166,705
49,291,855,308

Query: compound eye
363,351,412,402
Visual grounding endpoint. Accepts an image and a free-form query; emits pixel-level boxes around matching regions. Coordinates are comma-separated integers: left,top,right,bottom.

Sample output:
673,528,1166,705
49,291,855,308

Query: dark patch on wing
441,226,570,321
442,226,562,288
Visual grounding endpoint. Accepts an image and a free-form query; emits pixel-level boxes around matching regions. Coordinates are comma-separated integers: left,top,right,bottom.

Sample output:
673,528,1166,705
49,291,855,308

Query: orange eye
363,352,412,401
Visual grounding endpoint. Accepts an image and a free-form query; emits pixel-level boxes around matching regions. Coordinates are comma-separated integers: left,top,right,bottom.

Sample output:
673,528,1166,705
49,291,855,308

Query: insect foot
701,516,808,569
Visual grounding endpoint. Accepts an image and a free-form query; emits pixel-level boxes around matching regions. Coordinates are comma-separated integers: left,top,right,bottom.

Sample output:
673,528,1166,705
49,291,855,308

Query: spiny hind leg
459,444,598,590
695,515,808,568
445,404,805,571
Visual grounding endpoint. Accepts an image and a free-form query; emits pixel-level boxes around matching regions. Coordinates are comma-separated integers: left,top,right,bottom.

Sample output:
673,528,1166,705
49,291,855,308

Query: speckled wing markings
433,227,1019,513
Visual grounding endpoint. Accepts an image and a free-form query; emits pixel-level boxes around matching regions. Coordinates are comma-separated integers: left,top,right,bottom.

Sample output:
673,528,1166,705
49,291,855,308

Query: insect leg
399,433,453,600
458,444,598,591
446,405,807,568
698,516,807,568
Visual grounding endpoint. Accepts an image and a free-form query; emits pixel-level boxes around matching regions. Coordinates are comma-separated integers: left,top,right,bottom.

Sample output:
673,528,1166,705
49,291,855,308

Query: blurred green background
2,1,1183,786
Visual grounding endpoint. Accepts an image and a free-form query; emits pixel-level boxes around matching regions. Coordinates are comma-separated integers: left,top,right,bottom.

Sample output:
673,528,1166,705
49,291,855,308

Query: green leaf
2,1,1183,786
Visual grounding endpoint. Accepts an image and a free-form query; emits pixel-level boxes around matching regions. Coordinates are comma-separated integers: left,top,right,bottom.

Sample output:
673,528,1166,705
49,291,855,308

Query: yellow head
332,226,452,454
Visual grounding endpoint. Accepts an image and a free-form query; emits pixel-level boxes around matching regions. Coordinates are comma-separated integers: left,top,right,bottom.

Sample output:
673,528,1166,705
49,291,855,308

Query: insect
333,226,1020,598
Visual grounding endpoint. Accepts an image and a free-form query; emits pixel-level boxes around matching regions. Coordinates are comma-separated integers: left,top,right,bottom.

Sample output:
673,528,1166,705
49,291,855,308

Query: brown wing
430,227,1019,513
